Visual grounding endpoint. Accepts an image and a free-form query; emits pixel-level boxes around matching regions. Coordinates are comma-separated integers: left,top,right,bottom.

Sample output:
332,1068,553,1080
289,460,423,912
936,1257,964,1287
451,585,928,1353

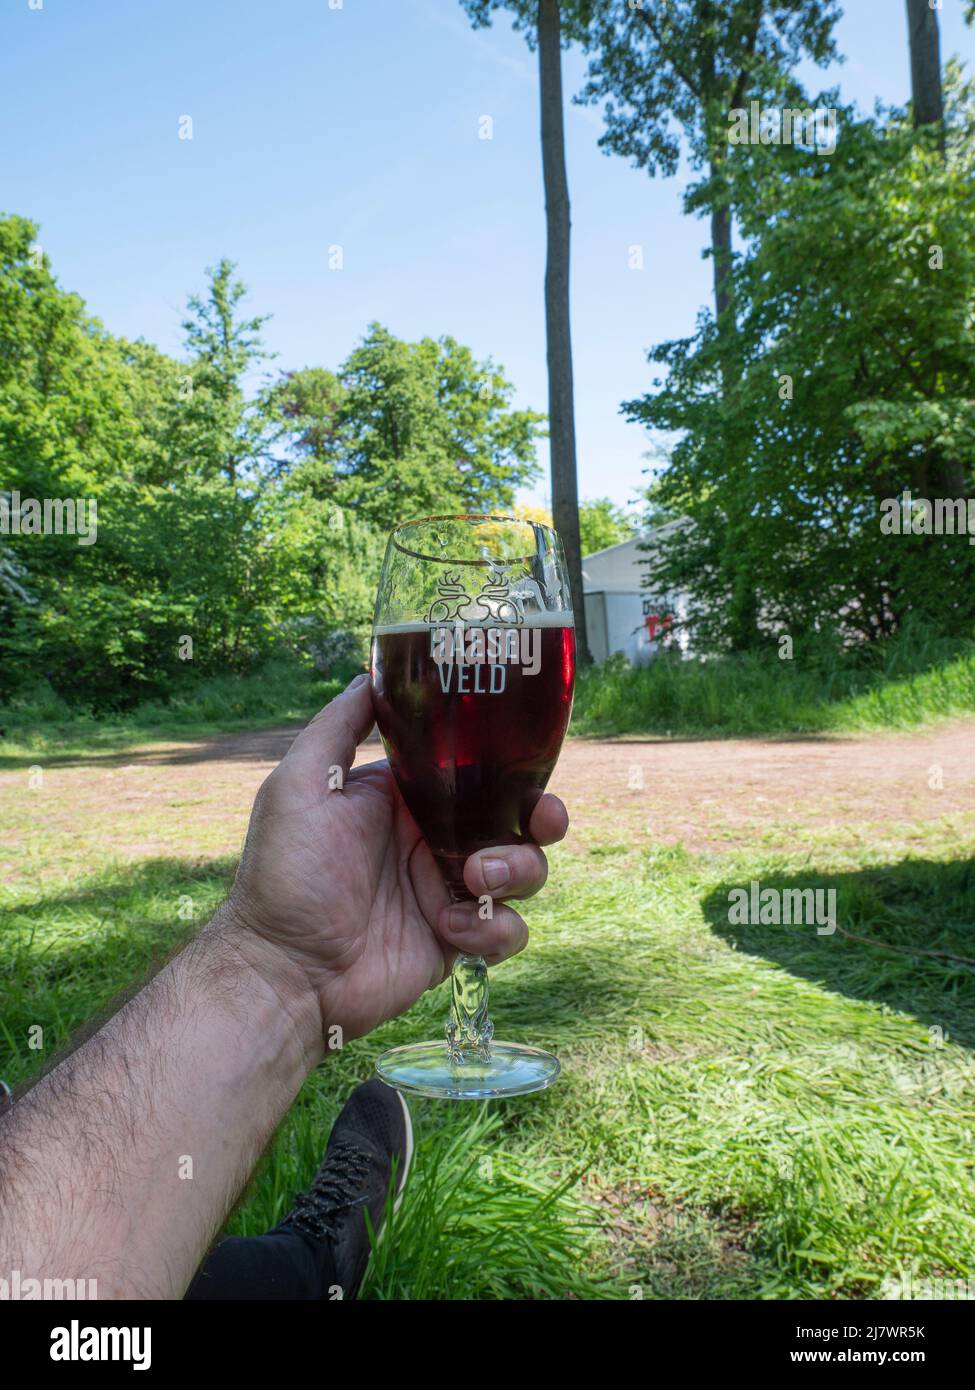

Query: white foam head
374,611,574,636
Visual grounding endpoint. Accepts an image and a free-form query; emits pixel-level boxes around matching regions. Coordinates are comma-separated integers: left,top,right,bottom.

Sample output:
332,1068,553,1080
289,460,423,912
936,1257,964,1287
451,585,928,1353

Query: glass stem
446,952,494,1063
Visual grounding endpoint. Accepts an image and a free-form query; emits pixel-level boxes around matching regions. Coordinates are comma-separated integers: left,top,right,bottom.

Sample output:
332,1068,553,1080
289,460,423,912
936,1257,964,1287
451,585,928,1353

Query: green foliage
325,322,543,532
578,496,637,555
0,238,294,704
458,0,593,48
633,91,975,652
5,620,971,758
572,627,975,737
360,1110,595,1299
174,258,276,486
0,226,540,709
265,366,345,480
0,660,344,764
579,0,841,173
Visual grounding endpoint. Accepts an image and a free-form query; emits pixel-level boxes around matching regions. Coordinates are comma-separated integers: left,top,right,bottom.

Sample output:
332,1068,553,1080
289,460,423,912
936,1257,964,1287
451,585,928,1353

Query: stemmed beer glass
370,515,576,1099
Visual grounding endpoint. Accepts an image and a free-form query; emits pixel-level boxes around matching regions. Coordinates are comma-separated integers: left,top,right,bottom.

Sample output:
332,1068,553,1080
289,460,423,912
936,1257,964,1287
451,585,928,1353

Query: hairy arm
0,678,563,1299
0,911,322,1300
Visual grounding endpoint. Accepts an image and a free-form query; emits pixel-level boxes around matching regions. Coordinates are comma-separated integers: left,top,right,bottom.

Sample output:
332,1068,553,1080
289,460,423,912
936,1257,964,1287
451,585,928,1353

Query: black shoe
281,1078,413,1300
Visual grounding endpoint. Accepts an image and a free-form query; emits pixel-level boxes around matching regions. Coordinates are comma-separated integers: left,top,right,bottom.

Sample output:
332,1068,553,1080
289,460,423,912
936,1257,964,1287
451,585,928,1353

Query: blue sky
2,0,972,514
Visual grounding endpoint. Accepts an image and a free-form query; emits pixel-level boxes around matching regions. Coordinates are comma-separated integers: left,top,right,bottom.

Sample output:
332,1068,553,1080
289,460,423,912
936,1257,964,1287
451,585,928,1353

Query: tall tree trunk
907,0,946,153
710,194,733,324
708,150,757,647
702,0,734,353
538,0,591,664
906,0,964,497
708,151,735,396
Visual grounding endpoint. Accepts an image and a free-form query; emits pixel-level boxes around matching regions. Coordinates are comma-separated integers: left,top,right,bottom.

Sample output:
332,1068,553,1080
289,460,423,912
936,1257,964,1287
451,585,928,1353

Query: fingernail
347,673,368,690
482,858,509,891
447,907,475,933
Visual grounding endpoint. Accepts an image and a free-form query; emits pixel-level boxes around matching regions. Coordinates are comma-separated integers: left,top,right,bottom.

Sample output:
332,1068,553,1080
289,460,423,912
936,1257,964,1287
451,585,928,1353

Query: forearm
0,908,323,1299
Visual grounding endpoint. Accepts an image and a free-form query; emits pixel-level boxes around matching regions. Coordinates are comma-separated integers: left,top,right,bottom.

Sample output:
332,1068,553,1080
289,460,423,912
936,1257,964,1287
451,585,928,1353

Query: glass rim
388,513,558,566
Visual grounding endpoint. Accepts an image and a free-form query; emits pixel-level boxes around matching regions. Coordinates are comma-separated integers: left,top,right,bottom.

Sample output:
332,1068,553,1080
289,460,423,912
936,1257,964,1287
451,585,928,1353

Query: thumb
285,673,374,780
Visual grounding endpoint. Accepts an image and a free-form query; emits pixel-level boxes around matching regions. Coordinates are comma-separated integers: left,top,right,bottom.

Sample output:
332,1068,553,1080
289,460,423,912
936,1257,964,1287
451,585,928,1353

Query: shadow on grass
0,858,237,1081
701,856,975,1049
0,854,618,1083
0,724,304,772
0,723,389,771
5,853,882,1299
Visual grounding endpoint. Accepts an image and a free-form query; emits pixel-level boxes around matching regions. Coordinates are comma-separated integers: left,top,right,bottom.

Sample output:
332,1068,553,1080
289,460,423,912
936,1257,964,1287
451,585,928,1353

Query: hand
224,675,569,1042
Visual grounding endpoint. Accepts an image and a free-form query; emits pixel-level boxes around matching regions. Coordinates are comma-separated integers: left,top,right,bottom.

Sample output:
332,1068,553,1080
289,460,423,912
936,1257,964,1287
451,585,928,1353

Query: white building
582,522,691,666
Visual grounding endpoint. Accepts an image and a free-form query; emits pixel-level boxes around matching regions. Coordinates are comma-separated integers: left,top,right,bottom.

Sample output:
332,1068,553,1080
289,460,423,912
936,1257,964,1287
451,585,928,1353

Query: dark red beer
371,619,575,896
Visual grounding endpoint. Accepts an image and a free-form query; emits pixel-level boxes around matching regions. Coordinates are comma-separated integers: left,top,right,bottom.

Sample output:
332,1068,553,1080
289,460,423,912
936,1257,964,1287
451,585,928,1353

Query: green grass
0,660,344,765
572,630,975,737
3,627,973,764
3,822,973,1299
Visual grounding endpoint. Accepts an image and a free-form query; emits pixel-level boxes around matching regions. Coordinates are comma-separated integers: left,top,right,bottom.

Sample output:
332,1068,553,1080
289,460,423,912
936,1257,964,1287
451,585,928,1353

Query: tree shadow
0,855,621,1087
571,733,859,747
0,725,297,771
0,722,388,771
1,857,236,1083
701,855,975,1049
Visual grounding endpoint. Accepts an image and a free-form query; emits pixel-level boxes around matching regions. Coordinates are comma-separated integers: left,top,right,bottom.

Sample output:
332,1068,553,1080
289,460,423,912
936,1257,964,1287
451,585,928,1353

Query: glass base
375,1040,560,1100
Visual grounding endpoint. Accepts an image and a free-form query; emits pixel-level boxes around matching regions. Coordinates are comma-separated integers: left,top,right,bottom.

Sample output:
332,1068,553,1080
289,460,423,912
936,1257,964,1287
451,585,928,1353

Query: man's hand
226,674,569,1042
0,675,569,1297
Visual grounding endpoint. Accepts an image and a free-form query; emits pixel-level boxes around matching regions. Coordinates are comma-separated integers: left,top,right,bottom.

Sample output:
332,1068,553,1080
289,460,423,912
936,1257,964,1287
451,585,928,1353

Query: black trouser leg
185,1225,339,1301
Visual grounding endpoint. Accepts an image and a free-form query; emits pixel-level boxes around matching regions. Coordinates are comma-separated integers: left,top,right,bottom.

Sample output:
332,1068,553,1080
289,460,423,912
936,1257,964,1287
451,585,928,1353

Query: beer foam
374,612,575,636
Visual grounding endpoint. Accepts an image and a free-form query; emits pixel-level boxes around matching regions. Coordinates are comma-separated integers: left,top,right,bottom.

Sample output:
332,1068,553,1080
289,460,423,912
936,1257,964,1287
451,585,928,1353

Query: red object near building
645,612,673,642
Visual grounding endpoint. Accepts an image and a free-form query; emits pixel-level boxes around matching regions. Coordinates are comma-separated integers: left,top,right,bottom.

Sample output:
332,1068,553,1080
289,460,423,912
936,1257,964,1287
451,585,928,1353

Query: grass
0,659,343,765
2,627,973,765
572,630,975,737
3,811,973,1299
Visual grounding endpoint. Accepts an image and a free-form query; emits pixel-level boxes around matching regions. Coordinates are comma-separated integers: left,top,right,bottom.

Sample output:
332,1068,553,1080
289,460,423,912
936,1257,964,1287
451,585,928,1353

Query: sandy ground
2,718,971,885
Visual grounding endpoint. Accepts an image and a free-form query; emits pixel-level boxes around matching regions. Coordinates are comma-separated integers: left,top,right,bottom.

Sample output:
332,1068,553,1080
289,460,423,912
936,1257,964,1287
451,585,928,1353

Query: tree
580,2,841,650
460,0,593,660
578,496,637,555
538,0,591,658
580,1,840,345
0,226,548,707
903,2,965,498
176,259,275,487
326,323,543,532
267,367,345,476
907,0,946,153
629,91,975,652
511,501,555,528
0,216,181,701
0,226,305,705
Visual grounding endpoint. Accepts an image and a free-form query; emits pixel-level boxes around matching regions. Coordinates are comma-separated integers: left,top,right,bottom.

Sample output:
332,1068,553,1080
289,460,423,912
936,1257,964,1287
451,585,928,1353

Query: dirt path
2,720,971,887
548,725,973,853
